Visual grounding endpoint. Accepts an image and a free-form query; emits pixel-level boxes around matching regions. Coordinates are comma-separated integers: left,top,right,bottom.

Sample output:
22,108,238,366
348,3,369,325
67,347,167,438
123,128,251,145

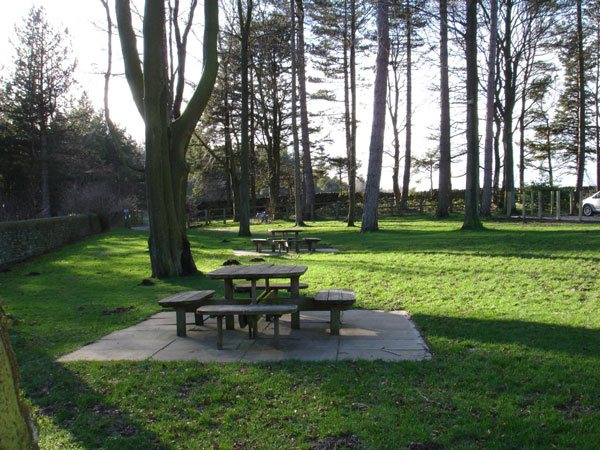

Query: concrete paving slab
58,308,431,362
58,337,174,362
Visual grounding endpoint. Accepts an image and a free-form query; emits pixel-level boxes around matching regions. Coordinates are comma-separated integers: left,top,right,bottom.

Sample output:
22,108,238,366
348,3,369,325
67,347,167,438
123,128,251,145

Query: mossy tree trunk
115,0,218,277
1,303,38,449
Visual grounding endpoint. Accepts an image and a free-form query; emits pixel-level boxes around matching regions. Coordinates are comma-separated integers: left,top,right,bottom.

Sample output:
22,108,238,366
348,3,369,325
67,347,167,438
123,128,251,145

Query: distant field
2,216,599,449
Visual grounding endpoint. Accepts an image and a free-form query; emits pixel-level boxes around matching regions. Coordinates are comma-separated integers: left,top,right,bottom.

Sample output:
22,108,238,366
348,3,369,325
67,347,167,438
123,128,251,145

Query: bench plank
158,290,215,307
314,289,355,303
158,290,216,337
197,304,298,349
197,304,297,315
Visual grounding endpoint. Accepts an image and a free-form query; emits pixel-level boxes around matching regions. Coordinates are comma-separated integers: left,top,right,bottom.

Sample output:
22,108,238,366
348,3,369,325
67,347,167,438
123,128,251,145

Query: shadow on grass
413,314,600,358
14,341,174,449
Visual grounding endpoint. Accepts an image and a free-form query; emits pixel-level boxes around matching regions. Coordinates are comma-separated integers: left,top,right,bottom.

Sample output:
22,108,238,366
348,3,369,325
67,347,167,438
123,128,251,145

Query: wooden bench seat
262,289,356,335
251,238,270,253
197,304,298,349
303,237,321,252
314,289,355,334
272,239,290,253
158,290,216,337
234,282,309,295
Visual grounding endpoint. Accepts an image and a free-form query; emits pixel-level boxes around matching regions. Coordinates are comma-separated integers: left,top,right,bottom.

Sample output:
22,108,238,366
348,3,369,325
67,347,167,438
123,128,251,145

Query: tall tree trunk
480,0,498,217
436,0,451,218
575,0,586,200
116,0,218,277
462,0,482,230
493,111,502,205
390,79,401,212
342,0,352,222
518,43,535,192
238,0,252,236
400,0,412,210
361,0,389,232
224,108,241,222
250,65,257,210
291,0,304,226
503,0,515,215
296,0,315,216
144,1,186,277
546,122,554,186
40,127,50,217
347,0,357,226
392,132,401,213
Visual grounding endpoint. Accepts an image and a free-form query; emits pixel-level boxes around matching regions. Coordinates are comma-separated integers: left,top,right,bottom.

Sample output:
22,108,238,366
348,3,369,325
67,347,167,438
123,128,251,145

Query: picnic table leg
250,316,258,339
224,280,235,330
273,315,280,348
194,311,204,326
175,307,187,337
216,316,223,349
291,276,300,329
330,309,341,335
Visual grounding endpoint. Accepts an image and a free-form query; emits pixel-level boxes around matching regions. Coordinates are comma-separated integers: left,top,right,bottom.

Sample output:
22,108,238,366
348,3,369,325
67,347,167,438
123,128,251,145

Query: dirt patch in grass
310,433,363,449
102,306,134,315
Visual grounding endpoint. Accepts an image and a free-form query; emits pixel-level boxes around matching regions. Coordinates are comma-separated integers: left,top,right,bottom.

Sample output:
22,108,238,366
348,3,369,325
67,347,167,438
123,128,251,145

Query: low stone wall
0,214,101,268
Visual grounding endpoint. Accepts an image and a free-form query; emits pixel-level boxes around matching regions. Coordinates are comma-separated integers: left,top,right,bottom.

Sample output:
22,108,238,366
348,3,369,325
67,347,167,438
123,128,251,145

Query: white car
582,191,600,216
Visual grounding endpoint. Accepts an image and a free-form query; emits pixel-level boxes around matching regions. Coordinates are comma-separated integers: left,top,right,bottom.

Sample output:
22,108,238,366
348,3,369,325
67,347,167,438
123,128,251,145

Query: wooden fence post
538,190,542,219
204,209,209,225
223,208,226,224
569,191,574,215
556,191,560,220
522,191,526,220
530,191,534,214
550,191,554,216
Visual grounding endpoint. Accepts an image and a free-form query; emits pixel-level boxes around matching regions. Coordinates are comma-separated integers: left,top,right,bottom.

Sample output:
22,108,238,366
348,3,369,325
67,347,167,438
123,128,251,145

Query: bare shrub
61,182,136,230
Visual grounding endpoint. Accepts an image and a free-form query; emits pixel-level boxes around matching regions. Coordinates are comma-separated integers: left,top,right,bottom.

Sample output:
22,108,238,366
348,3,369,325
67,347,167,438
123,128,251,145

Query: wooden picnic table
207,263,308,304
207,263,308,331
268,228,304,252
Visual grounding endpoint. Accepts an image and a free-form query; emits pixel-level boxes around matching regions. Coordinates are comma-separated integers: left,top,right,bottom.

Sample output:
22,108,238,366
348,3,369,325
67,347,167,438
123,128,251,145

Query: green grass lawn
2,216,599,449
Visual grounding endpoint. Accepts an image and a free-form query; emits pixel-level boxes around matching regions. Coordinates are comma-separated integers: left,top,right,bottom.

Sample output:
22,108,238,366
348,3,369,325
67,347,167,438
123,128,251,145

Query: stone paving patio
58,309,431,363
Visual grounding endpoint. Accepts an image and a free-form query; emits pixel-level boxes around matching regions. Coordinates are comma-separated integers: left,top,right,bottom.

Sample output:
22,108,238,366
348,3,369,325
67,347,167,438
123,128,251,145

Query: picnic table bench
251,238,270,253
303,237,321,252
158,290,216,337
262,288,356,335
197,304,298,349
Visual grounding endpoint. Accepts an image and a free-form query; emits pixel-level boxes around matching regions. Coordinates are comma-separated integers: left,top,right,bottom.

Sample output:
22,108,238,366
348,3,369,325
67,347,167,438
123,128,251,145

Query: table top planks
207,263,308,280
268,228,304,234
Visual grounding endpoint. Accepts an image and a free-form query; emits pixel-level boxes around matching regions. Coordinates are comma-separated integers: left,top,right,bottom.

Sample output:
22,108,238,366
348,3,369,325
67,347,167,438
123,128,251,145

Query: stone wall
0,214,101,268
